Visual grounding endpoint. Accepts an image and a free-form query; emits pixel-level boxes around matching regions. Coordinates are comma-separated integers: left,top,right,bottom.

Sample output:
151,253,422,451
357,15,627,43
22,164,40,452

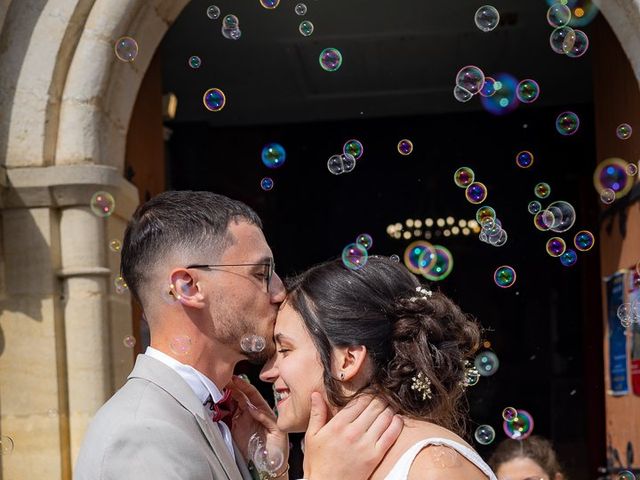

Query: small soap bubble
260,0,280,9
465,182,488,204
474,5,500,32
342,243,368,270
356,233,373,250
223,14,239,28
494,265,516,288
616,123,633,140
222,26,242,40
397,139,414,156
454,167,475,188
617,471,636,480
474,351,500,376
516,150,534,168
503,410,534,440
474,425,496,445
556,111,580,135
114,36,139,62
550,26,576,54
90,191,115,217
464,366,481,387
390,254,400,263
343,139,364,160
0,436,14,456
456,65,485,95
241,335,266,353
261,143,286,169
260,177,274,191
627,163,638,176
420,245,453,282
516,80,540,104
454,85,473,103
560,248,578,267
203,88,226,112
547,3,571,27
479,77,496,97
502,407,518,421
188,56,202,69
299,20,314,36
114,276,128,294
616,303,634,327
534,182,551,199
600,188,616,205
253,445,285,474
528,200,542,214
574,231,595,251
566,29,589,58
404,241,437,274
319,48,342,72
123,335,136,348
295,3,307,15
546,237,567,257
476,206,496,226
109,239,121,252
546,200,576,233
207,5,221,19
170,335,192,355
327,153,356,175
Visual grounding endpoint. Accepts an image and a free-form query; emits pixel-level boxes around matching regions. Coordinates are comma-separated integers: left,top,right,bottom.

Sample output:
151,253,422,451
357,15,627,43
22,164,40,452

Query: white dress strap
383,437,498,480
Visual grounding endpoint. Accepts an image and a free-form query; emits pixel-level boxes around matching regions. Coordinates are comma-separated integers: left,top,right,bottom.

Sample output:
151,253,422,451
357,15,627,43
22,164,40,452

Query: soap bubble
546,237,567,257
617,471,636,480
534,182,551,199
474,425,496,445
626,162,638,176
594,158,633,199
223,14,239,28
456,65,485,95
550,27,576,54
465,182,488,204
253,444,285,474
547,3,571,27
261,143,286,169
295,3,307,15
390,254,400,263
241,335,266,353
566,29,589,58
454,167,475,188
260,177,274,191
502,407,518,421
560,249,578,267
319,48,342,72
222,26,242,40
600,188,616,204
474,351,499,376
170,335,192,355
259,0,280,9
343,139,364,160
123,335,136,348
207,5,221,19
397,139,414,156
420,245,454,282
546,201,576,233
616,123,633,140
480,77,497,97
454,85,473,103
203,88,226,112
356,233,373,250
299,20,314,36
556,111,580,136
516,80,540,104
342,243,368,270
0,436,14,455
109,239,122,252
474,5,500,32
464,365,481,387
404,241,437,274
90,191,115,217
516,150,534,168
188,56,202,69
503,410,534,440
476,206,496,226
494,266,516,288
114,276,129,294
327,153,356,175
528,201,542,214
114,36,139,62
574,230,595,251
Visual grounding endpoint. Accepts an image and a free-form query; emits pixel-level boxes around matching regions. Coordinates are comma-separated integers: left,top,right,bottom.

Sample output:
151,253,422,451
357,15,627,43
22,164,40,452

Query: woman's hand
228,376,289,470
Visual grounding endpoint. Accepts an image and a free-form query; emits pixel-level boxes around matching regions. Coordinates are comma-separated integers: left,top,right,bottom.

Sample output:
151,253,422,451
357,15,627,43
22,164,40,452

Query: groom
74,191,401,480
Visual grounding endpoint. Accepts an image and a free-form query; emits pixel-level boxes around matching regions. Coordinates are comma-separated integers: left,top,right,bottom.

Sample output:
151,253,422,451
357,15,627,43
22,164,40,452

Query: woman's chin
276,414,308,434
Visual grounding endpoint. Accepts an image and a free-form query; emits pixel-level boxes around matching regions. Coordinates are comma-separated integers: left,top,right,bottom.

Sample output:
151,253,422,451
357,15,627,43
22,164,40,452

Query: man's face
200,220,285,363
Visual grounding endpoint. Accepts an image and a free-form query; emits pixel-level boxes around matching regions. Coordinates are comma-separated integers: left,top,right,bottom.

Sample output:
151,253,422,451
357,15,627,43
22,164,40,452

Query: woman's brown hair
488,436,566,479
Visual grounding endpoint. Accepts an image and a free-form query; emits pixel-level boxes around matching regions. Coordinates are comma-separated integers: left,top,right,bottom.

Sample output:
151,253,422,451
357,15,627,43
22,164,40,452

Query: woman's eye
277,348,290,355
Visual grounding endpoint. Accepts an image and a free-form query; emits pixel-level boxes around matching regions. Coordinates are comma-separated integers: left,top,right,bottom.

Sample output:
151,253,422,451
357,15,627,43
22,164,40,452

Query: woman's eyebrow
274,333,294,344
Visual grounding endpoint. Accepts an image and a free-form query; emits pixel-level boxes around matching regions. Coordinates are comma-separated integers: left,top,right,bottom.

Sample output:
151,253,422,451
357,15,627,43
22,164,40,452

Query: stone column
0,165,138,480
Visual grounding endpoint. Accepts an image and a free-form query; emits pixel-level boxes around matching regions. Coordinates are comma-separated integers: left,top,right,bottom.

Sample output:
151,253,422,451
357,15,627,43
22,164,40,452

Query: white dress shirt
145,347,235,459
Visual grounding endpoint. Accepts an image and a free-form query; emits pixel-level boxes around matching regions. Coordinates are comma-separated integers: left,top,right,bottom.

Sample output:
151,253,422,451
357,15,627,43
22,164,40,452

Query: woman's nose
259,355,278,383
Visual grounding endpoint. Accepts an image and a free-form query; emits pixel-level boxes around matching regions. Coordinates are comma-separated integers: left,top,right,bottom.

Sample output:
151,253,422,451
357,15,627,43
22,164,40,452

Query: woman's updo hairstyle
285,256,481,435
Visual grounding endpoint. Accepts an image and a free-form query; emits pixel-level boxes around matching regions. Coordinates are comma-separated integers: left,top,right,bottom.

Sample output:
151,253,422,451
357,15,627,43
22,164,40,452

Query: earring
169,283,182,300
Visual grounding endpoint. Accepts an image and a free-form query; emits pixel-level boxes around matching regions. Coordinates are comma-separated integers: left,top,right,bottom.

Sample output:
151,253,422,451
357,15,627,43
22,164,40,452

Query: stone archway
0,1,639,479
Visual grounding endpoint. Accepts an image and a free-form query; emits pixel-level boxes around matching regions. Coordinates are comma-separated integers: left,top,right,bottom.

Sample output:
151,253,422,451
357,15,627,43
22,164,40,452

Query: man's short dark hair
120,190,262,305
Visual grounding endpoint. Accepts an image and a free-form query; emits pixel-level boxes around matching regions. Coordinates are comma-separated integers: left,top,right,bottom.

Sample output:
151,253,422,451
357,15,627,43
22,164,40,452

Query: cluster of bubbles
403,241,454,282
396,139,413,156
556,111,580,136
341,233,373,270
0,436,14,456
328,139,362,175
474,5,500,32
203,88,226,112
617,301,640,327
547,3,590,58
248,433,285,477
474,350,499,376
594,158,635,204
453,167,488,205
114,36,139,62
479,209,508,248
616,123,633,140
494,265,516,288
474,425,496,445
319,47,343,72
503,409,534,440
90,191,116,217
222,14,242,40
454,65,485,103
240,334,267,353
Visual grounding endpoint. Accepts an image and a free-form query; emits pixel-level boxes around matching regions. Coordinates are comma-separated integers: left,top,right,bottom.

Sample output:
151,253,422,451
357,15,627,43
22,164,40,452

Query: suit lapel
128,355,244,480
233,440,254,480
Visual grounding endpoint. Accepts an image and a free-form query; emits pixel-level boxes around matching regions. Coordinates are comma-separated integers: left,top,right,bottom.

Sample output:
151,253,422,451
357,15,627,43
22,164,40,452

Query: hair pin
411,372,433,400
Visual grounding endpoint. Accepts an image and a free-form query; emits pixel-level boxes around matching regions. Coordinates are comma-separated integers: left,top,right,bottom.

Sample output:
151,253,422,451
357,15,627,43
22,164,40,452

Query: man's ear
169,268,205,308
333,345,368,381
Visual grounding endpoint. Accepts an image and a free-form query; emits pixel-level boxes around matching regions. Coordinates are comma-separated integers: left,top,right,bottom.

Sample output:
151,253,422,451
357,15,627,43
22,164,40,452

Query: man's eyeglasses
186,258,275,292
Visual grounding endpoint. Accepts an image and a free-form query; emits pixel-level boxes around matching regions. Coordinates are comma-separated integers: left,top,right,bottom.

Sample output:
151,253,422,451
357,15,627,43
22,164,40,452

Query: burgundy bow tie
204,389,237,427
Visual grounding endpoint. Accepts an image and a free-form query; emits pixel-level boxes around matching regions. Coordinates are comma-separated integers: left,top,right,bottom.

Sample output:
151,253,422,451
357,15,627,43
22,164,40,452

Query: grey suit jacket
74,354,253,480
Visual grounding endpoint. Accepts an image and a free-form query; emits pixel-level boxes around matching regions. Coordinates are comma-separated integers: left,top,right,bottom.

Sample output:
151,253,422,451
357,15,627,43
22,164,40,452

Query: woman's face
259,302,326,433
496,457,550,480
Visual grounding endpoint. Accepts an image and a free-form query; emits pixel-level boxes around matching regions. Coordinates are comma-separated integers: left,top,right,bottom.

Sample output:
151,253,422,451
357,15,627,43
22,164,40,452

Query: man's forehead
223,220,272,260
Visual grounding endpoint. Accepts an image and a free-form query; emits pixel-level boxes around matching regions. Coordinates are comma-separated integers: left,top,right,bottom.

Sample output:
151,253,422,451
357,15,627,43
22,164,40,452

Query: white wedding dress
384,437,498,480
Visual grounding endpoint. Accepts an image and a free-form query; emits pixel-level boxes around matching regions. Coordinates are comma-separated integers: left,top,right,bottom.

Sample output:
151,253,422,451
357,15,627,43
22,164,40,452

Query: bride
230,256,498,479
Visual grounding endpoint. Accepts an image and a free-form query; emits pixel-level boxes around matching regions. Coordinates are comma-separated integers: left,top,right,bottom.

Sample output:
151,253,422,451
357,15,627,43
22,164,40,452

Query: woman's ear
169,269,205,307
554,474,564,480
333,345,368,381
